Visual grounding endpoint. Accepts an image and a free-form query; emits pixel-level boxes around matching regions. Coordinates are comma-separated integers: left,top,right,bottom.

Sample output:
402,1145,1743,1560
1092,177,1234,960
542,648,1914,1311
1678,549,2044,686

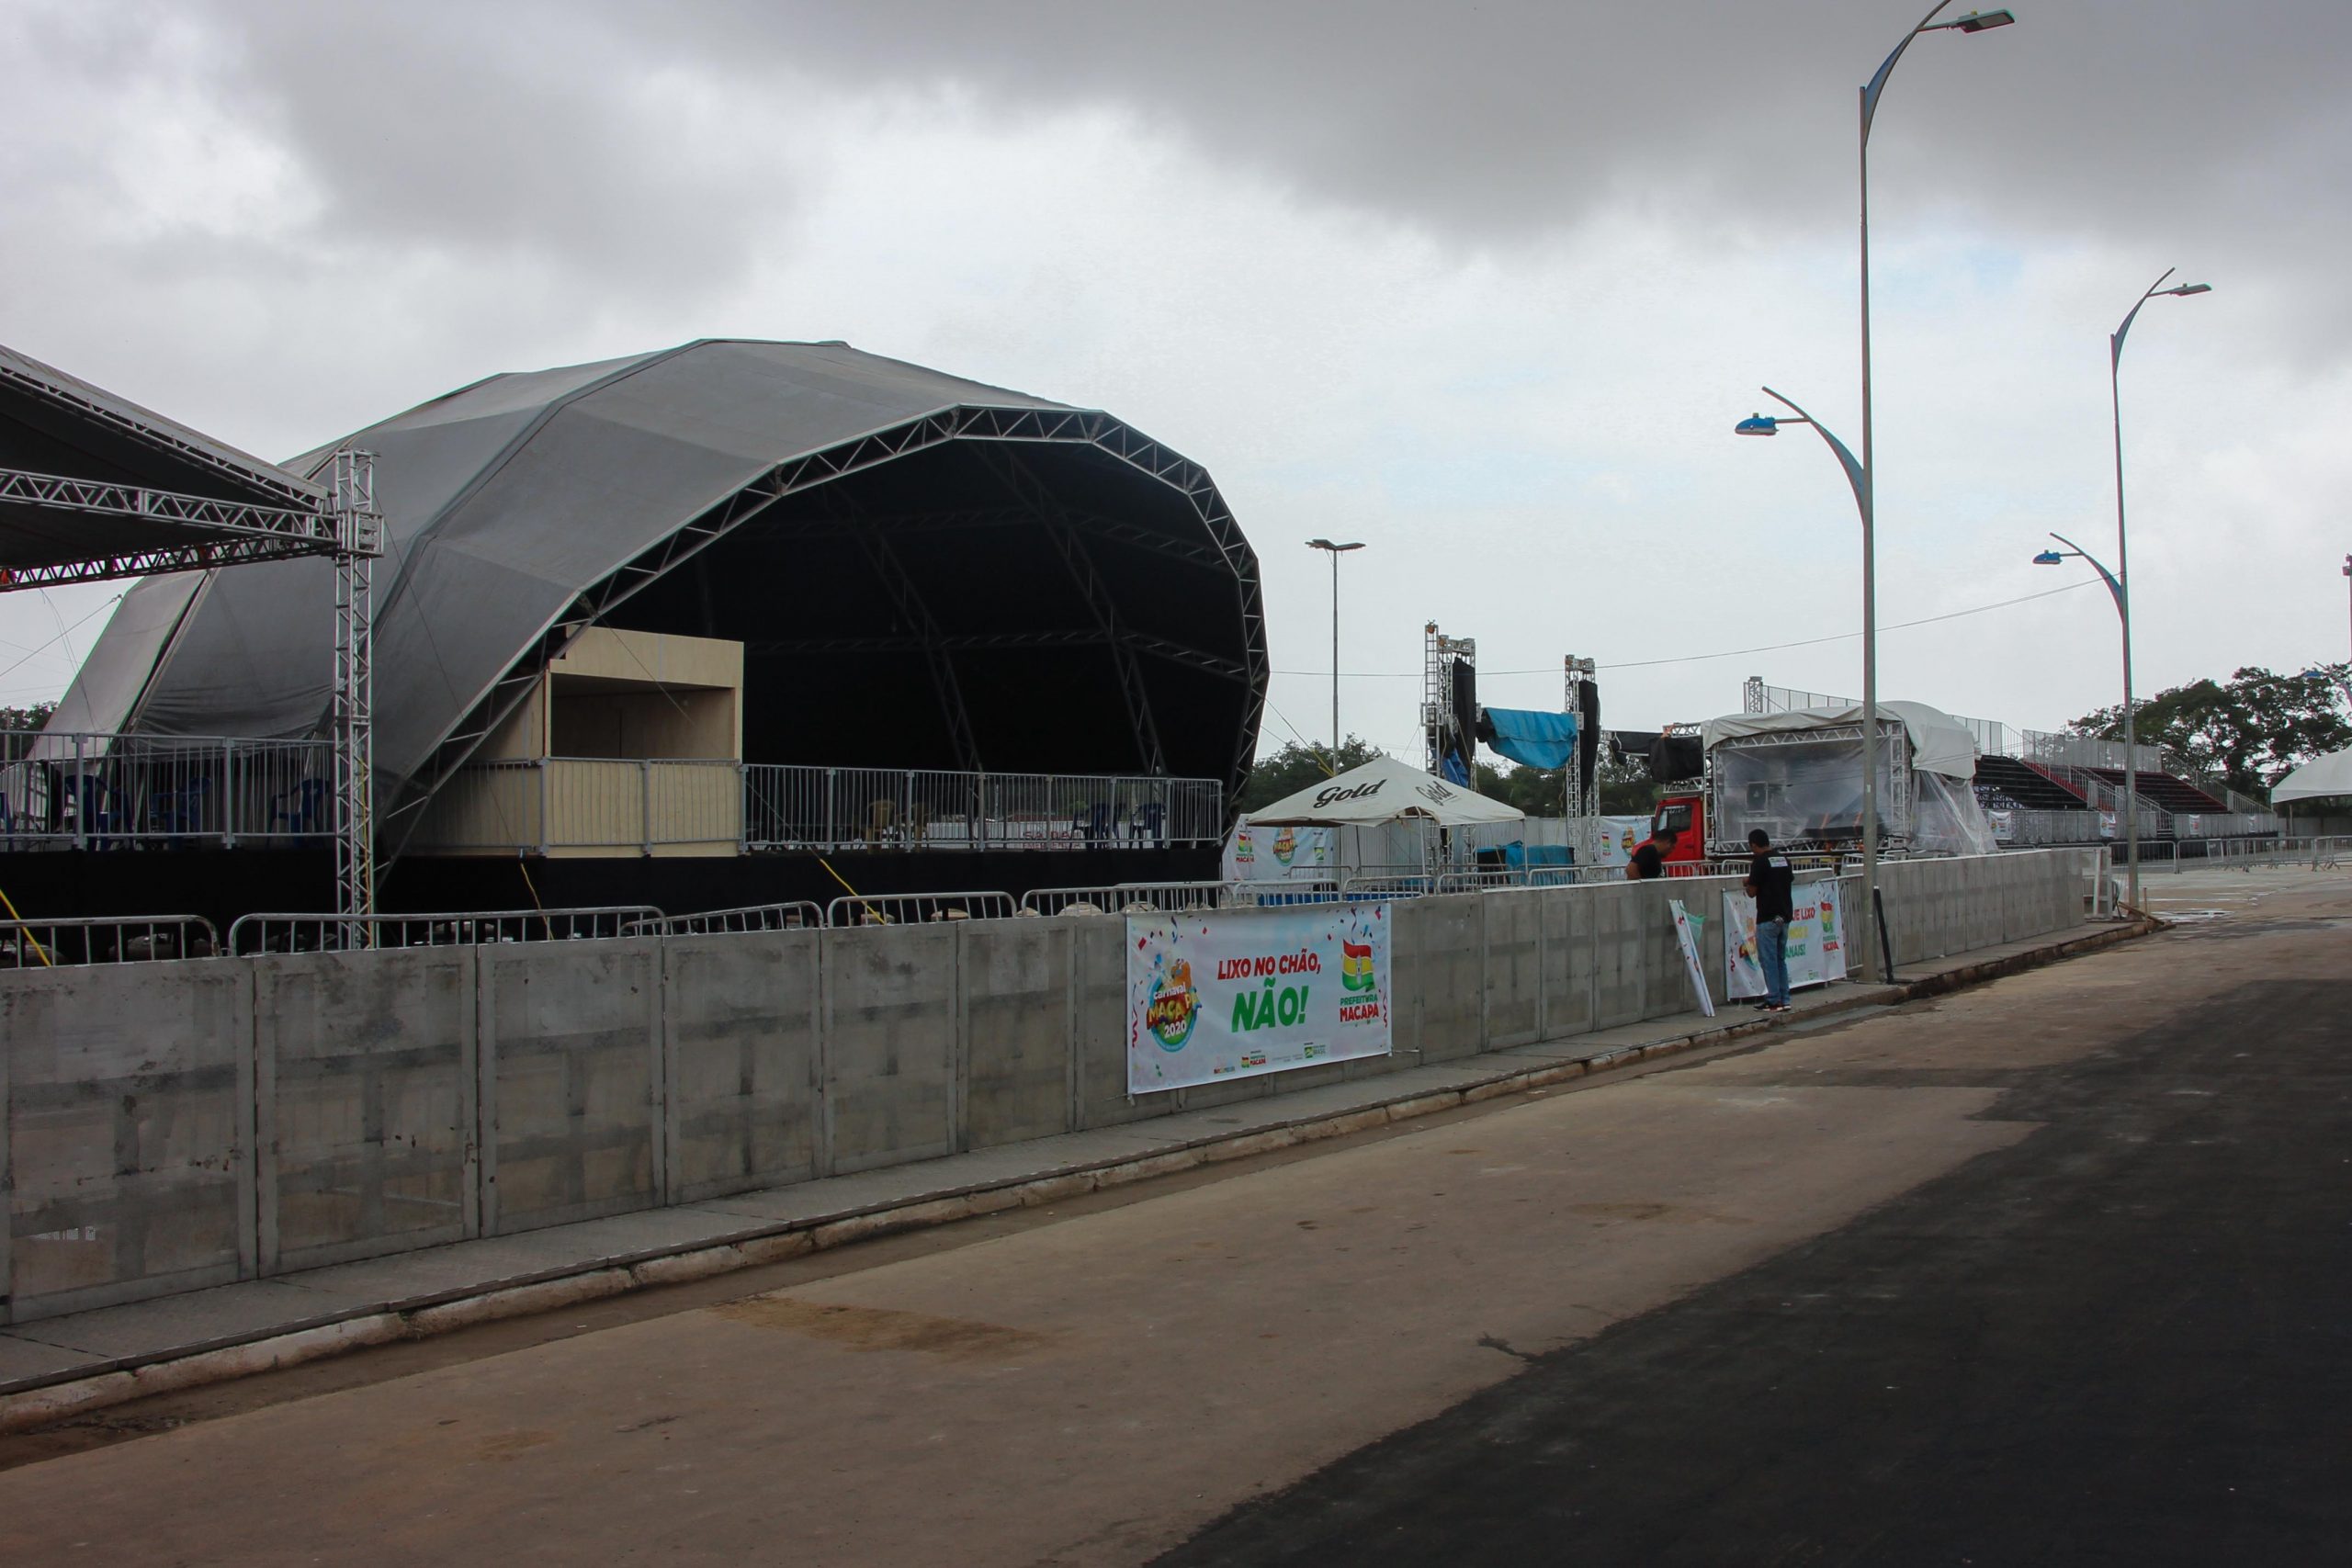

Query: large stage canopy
57,339,1268,859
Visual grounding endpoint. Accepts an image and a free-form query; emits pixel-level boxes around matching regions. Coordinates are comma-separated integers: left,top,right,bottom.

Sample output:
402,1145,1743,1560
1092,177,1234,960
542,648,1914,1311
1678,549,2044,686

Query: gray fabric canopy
53,339,1267,846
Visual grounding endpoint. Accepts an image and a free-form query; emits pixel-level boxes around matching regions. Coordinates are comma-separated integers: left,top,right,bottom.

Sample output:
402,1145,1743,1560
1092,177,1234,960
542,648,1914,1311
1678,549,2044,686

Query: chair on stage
865,798,897,847
1071,802,1113,843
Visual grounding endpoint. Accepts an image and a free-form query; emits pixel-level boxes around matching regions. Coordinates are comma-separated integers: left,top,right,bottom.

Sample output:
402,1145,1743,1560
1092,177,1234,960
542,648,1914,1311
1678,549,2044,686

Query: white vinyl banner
1724,879,1849,999
1669,899,1715,1018
1126,903,1393,1093
1222,823,1336,882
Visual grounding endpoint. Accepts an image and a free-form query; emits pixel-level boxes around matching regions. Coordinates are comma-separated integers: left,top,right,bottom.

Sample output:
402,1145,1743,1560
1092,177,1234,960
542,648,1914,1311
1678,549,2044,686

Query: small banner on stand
1127,903,1393,1094
1724,880,1848,1000
1668,899,1714,1018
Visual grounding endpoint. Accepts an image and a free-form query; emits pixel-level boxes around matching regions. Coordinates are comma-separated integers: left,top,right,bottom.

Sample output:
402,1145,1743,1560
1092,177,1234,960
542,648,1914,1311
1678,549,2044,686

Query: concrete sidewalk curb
0,916,2158,1436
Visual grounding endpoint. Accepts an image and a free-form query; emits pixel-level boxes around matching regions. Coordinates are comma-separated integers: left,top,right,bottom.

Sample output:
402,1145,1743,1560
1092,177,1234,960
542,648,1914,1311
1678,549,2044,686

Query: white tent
1245,754,1523,829
2271,747,2352,804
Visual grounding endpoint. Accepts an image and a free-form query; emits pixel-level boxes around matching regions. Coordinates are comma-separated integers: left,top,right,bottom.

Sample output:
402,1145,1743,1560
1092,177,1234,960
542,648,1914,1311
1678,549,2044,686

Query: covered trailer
1695,701,1994,857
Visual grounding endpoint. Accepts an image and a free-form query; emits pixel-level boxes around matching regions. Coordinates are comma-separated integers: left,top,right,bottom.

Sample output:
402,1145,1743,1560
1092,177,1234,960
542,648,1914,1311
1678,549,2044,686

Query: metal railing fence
227,906,663,955
626,900,827,937
823,890,1019,927
1992,809,2107,846
1,729,335,849
0,913,219,967
1019,880,1227,916
744,765,1222,852
2022,730,2170,775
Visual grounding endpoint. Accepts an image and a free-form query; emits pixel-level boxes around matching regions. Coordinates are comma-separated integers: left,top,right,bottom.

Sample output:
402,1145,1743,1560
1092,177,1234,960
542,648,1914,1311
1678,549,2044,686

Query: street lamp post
2031,532,2133,888
1305,539,1364,758
2105,268,2211,910
1752,3,2016,982
1735,390,1884,972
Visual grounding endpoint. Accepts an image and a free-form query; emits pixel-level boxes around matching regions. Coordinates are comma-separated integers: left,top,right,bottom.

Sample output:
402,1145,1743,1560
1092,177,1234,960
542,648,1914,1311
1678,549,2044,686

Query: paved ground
2,870,2345,1566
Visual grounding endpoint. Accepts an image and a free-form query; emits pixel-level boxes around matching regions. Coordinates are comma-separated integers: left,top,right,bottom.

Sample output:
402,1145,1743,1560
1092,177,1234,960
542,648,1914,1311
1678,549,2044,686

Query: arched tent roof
2271,747,2352,804
56,339,1267,855
1702,700,1979,779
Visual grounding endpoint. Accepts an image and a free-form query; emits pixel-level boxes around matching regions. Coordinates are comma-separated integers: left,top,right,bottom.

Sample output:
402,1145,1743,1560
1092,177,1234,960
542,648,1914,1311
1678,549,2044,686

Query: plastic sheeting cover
1480,707,1578,771
1702,700,1978,780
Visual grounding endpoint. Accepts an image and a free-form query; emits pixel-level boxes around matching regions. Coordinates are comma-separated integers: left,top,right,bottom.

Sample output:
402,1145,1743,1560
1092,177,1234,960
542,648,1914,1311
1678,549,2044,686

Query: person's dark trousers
1758,916,1792,1008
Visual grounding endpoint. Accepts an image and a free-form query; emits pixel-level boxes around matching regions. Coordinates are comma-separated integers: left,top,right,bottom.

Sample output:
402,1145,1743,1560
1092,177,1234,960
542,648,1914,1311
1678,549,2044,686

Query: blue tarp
1484,708,1579,771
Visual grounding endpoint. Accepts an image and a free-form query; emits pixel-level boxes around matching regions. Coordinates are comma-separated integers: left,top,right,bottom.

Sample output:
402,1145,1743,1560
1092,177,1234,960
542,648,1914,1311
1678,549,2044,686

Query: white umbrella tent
1241,754,1522,883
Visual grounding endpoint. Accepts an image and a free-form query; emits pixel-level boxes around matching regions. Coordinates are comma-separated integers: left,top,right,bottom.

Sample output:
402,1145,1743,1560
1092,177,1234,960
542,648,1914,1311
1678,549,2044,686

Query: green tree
1235,735,1387,813
0,701,55,734
2069,663,2352,797
1597,750,1660,816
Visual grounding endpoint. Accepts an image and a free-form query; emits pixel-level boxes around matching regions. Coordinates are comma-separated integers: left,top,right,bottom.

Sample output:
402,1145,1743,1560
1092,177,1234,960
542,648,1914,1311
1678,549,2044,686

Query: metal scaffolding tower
329,450,381,941
1422,622,1476,779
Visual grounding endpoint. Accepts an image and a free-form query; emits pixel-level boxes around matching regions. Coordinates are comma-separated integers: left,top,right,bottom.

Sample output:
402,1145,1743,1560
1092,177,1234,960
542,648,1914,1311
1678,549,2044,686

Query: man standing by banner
1744,829,1796,1013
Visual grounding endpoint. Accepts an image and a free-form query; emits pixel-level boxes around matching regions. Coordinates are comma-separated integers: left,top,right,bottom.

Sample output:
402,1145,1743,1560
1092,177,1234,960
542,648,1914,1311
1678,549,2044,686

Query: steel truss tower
1422,622,1475,779
329,450,382,942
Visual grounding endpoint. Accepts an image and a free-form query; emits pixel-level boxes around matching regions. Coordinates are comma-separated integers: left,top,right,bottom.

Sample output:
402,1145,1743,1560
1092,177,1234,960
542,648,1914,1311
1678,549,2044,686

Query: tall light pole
2342,553,2350,664
1821,4,2017,979
2107,268,2211,910
2031,532,2134,886
1736,390,1883,973
1305,539,1363,759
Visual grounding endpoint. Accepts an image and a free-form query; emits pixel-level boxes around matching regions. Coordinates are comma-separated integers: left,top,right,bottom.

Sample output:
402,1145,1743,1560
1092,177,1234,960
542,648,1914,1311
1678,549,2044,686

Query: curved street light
1825,4,2020,978
1736,388,1891,967
2102,268,2211,910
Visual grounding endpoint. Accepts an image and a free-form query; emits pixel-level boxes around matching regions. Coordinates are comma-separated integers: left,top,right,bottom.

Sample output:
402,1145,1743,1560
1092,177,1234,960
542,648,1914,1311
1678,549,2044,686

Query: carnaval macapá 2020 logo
1272,827,1297,865
1145,956,1199,1050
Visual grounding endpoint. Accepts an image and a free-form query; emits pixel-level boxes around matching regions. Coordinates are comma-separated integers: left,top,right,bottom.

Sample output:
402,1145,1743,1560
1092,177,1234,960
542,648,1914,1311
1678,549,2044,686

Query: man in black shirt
1744,829,1797,1011
1626,826,1677,880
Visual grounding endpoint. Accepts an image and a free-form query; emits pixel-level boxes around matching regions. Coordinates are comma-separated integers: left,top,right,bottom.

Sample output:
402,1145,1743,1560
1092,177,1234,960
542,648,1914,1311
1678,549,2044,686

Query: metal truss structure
0,340,381,935
1423,622,1476,779
381,403,1268,862
329,451,381,938
967,442,1168,778
852,525,983,774
1562,654,1600,863
0,469,348,589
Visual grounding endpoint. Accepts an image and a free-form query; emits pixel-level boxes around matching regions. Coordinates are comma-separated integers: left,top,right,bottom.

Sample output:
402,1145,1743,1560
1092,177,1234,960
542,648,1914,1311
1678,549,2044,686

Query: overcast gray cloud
2,0,2347,748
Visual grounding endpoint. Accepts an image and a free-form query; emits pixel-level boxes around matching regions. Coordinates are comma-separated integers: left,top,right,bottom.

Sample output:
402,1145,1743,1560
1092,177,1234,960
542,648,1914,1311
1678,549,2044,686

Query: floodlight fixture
2165,283,2213,297
1948,9,2018,32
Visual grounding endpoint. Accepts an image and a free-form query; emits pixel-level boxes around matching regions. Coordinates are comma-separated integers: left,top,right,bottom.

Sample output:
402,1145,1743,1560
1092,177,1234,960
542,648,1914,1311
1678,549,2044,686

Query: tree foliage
2069,663,2352,797
1235,735,1389,813
0,700,55,734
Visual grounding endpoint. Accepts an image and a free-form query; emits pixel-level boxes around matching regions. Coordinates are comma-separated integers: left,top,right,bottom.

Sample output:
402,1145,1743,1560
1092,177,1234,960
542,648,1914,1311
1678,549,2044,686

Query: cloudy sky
4,0,2347,761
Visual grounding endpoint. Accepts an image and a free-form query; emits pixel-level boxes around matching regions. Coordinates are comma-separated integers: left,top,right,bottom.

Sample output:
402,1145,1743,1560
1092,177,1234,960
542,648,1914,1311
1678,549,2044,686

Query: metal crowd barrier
1225,878,1342,907
1,730,336,850
228,906,664,954
743,765,1224,852
823,890,1018,927
1019,880,1227,916
626,900,827,937
0,913,220,967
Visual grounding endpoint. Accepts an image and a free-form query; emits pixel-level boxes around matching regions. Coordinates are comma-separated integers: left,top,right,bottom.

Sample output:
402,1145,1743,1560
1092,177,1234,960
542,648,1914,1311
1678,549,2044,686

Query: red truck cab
1651,794,1708,867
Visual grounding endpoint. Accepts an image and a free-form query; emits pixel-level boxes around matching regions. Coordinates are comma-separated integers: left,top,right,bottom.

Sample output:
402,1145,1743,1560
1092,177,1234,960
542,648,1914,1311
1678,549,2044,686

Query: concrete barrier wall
3,961,254,1318
1,850,2090,1323
255,947,477,1274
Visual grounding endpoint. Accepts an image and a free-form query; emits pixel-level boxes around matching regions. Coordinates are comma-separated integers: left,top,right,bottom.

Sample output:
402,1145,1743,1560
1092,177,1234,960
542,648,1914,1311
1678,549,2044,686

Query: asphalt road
1159,874,2352,1566
3,871,2345,1566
